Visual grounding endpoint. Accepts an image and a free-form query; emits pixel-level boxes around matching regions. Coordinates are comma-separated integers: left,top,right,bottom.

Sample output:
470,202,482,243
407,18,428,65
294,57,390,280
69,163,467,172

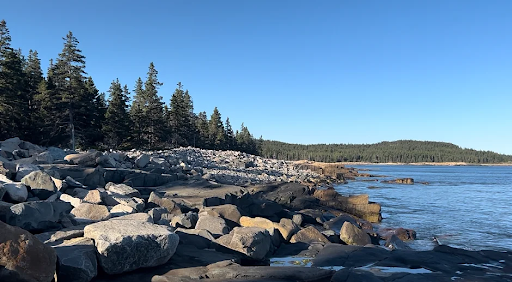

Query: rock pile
1,137,510,282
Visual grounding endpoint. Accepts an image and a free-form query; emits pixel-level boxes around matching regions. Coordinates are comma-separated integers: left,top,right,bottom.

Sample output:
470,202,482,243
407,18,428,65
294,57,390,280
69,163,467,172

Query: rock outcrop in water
1,137,511,282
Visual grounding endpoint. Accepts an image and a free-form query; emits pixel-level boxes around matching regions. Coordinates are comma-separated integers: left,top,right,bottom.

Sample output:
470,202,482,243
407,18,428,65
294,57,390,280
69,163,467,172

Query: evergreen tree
224,117,236,150
48,31,94,149
236,123,257,154
0,20,29,140
209,107,225,150
169,82,195,147
143,62,164,148
130,77,145,148
103,79,131,148
195,111,209,148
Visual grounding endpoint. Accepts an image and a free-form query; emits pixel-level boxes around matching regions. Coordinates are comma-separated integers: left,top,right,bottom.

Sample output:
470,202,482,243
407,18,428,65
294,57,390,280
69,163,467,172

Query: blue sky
3,1,512,154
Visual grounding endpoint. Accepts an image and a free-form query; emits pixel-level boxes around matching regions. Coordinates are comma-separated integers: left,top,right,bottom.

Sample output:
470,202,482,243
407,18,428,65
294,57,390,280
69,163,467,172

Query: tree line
0,20,260,154
261,140,512,164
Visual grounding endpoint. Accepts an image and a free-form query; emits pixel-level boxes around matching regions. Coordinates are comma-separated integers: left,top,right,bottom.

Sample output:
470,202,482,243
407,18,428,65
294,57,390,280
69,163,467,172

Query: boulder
201,204,243,228
171,211,198,228
0,160,14,178
110,204,136,217
381,178,414,185
110,212,153,223
195,214,230,237
292,213,303,226
84,220,179,274
82,189,102,204
240,216,299,241
70,203,111,223
147,207,168,222
15,164,40,181
216,227,272,260
35,151,54,164
175,228,216,249
103,192,145,212
135,154,151,168
105,182,141,197
1,182,28,202
82,167,105,188
64,176,85,188
0,137,21,153
64,151,102,167
385,234,412,250
53,237,97,282
290,226,331,244
47,147,68,161
339,222,371,246
35,226,85,245
323,214,358,234
379,227,417,241
204,265,335,282
0,221,57,282
96,155,116,168
21,170,57,200
7,201,73,232
148,192,182,214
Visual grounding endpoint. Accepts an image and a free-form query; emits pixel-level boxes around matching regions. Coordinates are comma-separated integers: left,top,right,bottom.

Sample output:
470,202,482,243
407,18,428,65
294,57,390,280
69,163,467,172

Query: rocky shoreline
1,137,511,282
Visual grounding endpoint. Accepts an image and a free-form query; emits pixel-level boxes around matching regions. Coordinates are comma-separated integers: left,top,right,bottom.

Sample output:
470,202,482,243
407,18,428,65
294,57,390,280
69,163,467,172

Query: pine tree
236,123,257,154
209,107,225,150
25,50,43,138
103,79,131,148
0,20,29,140
143,62,164,148
130,77,145,148
49,31,93,149
196,111,209,148
225,117,236,150
169,82,196,147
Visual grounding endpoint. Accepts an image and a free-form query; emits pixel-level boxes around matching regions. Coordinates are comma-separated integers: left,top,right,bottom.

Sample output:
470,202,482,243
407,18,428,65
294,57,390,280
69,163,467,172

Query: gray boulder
195,214,230,237
0,221,57,282
36,151,54,164
1,182,28,202
64,151,102,167
170,211,198,228
135,154,150,168
47,146,68,161
35,226,85,245
84,220,179,274
339,221,371,246
15,163,40,181
21,170,57,200
175,228,216,249
82,189,102,204
53,237,98,282
7,201,73,232
147,207,168,222
70,203,111,223
103,192,145,212
110,212,153,222
105,182,141,197
110,204,136,217
201,204,243,228
60,194,83,208
216,227,272,260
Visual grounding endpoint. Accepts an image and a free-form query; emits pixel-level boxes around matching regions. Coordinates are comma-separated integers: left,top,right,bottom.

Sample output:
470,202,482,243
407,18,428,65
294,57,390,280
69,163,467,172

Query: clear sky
2,1,512,154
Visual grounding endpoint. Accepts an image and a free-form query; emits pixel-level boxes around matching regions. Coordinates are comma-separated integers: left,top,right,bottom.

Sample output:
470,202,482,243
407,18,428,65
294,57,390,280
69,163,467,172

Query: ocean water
334,165,512,251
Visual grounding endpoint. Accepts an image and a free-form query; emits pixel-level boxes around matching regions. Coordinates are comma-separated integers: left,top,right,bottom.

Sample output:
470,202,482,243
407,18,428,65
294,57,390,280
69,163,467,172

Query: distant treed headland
261,140,512,164
0,20,259,154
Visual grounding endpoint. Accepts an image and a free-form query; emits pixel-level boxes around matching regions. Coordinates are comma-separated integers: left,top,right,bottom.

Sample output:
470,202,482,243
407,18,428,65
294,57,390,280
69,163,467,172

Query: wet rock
0,221,57,282
84,220,179,274
21,170,57,200
379,227,417,241
205,264,335,281
339,222,371,246
70,203,111,223
331,267,383,282
1,182,28,202
385,234,412,250
290,225,331,244
195,214,230,237
7,201,72,232
381,178,414,185
216,227,272,260
53,237,97,282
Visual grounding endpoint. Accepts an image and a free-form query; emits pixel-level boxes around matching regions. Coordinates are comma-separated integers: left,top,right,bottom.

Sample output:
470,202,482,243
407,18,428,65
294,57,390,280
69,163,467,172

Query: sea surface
334,165,512,251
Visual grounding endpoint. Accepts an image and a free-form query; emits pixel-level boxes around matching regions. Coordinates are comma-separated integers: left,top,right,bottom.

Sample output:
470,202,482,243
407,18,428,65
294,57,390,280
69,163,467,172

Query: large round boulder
339,222,371,246
84,220,179,274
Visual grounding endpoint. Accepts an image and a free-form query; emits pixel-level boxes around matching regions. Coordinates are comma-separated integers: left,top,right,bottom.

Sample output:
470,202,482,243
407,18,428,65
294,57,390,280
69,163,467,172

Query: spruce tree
103,79,131,148
130,77,145,148
209,107,225,150
25,50,43,139
236,123,257,154
169,82,195,147
143,62,164,148
195,111,209,148
225,117,236,150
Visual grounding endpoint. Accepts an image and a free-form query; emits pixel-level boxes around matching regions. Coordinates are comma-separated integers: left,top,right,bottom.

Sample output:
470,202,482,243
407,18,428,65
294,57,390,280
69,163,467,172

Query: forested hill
260,140,512,164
